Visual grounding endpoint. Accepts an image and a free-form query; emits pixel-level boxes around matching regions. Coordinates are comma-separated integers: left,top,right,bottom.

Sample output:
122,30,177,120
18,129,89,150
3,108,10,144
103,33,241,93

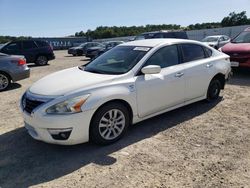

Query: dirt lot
0,50,250,188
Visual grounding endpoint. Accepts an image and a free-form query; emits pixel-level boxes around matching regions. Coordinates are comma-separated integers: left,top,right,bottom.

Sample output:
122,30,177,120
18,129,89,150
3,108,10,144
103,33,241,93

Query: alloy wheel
98,109,126,140
0,74,9,91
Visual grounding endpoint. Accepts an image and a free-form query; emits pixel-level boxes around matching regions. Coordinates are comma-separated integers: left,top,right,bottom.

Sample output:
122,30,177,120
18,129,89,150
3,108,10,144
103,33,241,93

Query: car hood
221,42,250,53
29,67,118,96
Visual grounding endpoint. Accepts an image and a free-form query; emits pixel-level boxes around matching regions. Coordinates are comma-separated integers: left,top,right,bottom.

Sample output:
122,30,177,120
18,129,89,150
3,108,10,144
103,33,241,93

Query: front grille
24,97,45,114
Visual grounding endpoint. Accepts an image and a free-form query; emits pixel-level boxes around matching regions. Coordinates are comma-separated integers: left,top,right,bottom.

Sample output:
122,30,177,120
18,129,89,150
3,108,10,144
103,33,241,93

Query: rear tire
35,55,48,66
90,102,130,145
206,79,221,102
0,73,10,91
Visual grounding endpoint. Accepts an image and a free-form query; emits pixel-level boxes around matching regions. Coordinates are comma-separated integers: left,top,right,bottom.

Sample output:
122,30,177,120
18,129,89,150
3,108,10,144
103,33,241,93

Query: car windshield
232,31,250,43
202,37,219,42
0,42,9,49
83,46,150,75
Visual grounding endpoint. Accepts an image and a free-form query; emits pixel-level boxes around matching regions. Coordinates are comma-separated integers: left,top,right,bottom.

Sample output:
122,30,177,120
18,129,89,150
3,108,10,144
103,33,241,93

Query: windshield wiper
84,68,107,74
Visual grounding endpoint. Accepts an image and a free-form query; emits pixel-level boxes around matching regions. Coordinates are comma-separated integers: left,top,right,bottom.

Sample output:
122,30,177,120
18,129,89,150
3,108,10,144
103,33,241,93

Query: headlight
46,94,90,114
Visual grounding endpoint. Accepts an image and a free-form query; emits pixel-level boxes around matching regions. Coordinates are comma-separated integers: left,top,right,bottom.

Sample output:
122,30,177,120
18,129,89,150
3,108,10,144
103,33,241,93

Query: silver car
0,53,30,91
202,35,230,49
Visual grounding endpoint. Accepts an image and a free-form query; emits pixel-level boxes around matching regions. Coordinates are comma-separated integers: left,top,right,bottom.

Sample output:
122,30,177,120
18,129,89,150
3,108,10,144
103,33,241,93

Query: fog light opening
48,128,72,140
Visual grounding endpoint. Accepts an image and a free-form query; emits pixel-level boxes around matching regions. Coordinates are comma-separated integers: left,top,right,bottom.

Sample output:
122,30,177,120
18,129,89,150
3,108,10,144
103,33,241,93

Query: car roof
119,38,198,48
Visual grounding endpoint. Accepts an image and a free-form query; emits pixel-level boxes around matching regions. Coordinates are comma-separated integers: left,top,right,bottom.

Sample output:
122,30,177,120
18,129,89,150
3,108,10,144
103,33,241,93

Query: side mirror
141,65,161,75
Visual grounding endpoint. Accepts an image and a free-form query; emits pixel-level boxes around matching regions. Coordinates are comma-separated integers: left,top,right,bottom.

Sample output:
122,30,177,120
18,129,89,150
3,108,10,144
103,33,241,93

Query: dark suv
0,40,55,65
134,30,188,40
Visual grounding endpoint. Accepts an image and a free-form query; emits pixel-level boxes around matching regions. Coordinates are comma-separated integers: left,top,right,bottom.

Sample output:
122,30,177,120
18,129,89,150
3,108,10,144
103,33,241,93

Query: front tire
206,79,221,102
90,102,130,145
0,73,10,91
35,55,48,66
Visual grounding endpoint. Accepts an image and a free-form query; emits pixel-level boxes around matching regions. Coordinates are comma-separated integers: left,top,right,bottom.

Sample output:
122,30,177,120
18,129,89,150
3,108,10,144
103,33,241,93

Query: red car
220,27,250,68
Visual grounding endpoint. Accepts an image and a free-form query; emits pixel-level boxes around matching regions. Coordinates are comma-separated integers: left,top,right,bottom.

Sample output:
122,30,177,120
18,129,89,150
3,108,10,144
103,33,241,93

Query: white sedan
20,39,231,145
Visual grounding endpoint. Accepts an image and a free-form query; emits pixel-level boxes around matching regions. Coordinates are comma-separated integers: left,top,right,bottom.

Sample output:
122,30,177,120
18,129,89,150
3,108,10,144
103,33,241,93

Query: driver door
135,45,186,118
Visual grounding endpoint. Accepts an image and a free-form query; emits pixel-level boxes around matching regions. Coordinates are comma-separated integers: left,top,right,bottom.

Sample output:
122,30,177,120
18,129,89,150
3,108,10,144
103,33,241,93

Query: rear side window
181,44,206,62
163,32,175,38
144,45,179,68
35,40,49,47
23,41,37,49
174,32,188,39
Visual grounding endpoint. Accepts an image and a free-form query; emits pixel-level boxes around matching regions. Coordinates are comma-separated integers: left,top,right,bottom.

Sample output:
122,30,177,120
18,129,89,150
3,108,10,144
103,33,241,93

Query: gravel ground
0,50,250,188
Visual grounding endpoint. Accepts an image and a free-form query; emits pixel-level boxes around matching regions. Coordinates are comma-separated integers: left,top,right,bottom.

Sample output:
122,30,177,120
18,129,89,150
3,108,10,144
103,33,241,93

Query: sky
0,0,250,37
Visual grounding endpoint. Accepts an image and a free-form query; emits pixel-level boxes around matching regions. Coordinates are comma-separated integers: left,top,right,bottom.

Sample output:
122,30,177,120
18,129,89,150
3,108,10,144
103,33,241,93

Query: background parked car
0,40,55,66
202,35,230,49
220,27,250,68
134,30,188,40
86,41,124,59
67,42,102,56
0,53,30,91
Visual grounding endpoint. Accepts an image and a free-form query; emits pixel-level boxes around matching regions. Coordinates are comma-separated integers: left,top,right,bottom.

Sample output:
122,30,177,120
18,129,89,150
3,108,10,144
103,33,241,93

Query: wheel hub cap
99,109,126,140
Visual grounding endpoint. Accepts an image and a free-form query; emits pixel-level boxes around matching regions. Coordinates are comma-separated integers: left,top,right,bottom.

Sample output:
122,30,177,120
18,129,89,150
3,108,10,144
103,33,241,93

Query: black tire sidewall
0,73,10,91
36,56,48,66
90,102,130,145
207,79,221,101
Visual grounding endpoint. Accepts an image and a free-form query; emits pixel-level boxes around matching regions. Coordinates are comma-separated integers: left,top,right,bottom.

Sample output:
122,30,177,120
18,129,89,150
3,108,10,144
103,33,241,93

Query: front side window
84,46,150,74
181,44,206,62
143,45,179,68
232,31,250,43
5,42,21,50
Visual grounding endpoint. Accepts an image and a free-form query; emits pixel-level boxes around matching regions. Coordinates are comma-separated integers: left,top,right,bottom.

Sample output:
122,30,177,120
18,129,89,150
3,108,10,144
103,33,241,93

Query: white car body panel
20,39,231,145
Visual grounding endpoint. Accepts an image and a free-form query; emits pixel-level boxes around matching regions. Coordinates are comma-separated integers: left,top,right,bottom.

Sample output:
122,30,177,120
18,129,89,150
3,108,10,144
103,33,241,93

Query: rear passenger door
180,44,212,101
21,41,38,62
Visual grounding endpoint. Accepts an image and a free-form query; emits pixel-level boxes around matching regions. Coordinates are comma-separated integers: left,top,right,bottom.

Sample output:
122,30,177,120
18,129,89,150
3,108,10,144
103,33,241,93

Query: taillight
18,58,26,66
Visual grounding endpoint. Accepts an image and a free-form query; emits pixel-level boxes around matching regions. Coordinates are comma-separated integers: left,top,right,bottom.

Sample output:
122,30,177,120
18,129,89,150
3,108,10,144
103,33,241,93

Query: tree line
75,11,250,39
0,11,250,43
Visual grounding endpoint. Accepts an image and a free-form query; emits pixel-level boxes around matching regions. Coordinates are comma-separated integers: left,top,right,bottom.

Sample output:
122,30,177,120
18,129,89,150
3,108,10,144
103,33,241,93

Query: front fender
82,84,137,116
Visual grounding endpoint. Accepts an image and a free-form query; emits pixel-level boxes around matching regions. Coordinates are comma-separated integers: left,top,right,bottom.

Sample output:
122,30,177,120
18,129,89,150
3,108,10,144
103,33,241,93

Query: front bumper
68,49,76,55
22,108,96,145
230,57,250,68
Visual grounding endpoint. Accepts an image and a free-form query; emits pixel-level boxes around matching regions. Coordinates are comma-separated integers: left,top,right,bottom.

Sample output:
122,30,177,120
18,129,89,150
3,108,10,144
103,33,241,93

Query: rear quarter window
203,47,213,57
35,41,49,47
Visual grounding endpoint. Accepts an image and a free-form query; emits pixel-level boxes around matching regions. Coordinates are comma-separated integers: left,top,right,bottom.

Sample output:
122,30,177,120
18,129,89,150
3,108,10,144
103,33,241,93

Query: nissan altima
20,39,231,145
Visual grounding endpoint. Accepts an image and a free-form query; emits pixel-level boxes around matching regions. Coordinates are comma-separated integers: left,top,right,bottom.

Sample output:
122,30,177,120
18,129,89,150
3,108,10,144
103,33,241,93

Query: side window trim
179,43,207,63
135,44,180,76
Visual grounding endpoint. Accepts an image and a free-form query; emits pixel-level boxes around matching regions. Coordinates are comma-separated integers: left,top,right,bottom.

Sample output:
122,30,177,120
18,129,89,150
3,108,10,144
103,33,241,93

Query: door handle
206,63,213,68
175,72,184,78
